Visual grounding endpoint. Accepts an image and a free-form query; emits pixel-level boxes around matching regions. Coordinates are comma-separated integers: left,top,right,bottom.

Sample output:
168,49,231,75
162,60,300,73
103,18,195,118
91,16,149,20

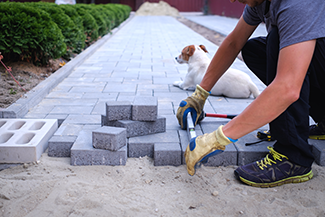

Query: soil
0,17,230,109
0,59,62,109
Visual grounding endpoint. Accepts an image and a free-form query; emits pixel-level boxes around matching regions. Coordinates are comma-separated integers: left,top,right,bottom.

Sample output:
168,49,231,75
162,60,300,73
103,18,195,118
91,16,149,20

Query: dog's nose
175,57,177,60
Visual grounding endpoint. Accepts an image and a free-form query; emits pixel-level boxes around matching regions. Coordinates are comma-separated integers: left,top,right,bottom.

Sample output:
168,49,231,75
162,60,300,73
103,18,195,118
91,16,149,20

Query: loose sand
136,1,180,17
1,153,325,216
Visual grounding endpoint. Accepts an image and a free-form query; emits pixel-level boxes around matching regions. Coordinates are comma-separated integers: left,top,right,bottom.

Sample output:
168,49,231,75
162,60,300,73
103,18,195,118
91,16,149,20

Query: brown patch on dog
199,45,208,53
180,46,192,62
187,45,195,56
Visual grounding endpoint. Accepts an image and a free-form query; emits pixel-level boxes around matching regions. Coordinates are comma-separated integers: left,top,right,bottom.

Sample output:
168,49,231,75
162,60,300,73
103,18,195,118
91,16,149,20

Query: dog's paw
173,81,183,88
183,86,195,91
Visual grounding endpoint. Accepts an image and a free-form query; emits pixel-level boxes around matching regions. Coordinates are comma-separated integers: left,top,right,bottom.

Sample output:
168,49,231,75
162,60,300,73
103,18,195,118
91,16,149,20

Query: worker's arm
223,39,316,139
200,16,258,91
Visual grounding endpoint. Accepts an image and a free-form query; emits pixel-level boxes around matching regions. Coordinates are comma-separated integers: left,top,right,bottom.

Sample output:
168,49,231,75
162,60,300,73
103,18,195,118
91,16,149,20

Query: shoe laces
257,146,288,170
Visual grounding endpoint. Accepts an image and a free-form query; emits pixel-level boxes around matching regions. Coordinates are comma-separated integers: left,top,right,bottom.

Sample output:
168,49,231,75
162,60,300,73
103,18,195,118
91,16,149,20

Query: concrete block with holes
48,135,77,157
0,119,57,163
92,126,127,151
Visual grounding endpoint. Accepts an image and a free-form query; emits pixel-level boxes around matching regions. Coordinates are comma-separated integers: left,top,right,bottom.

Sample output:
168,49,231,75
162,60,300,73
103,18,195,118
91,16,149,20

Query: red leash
0,54,26,92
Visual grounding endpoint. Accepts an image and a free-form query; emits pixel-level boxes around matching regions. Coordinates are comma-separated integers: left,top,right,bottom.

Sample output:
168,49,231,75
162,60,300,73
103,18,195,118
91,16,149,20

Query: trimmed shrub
102,4,124,27
113,4,132,21
30,2,83,59
96,5,117,30
75,4,108,37
59,4,86,54
0,2,66,65
0,2,131,65
74,5,99,45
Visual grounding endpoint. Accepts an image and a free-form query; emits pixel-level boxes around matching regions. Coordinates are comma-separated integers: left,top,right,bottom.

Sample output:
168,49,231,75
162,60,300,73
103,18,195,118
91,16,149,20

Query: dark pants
241,27,325,168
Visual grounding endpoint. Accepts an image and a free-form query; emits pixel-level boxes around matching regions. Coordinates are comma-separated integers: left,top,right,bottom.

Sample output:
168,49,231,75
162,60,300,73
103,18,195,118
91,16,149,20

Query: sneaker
309,122,325,140
234,146,313,188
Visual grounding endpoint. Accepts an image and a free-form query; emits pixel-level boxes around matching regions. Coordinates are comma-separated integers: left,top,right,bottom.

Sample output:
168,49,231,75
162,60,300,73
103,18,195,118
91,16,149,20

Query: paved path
24,15,265,135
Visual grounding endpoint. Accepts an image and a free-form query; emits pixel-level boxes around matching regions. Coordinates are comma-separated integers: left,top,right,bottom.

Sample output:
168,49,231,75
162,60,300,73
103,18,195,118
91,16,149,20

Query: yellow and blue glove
185,125,236,176
176,85,209,130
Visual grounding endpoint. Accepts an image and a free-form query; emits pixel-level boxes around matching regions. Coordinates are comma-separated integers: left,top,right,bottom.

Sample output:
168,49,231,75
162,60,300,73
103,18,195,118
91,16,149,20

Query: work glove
184,125,232,176
176,85,209,130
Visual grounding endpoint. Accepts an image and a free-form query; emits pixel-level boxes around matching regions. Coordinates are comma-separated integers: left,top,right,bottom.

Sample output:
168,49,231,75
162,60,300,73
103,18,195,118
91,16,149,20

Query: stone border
0,13,135,119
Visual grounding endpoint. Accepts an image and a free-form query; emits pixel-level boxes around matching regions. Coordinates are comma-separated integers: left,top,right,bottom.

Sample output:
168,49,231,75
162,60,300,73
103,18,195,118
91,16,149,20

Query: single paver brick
310,139,325,166
92,126,127,151
154,142,181,166
132,96,158,121
128,130,179,158
199,121,237,166
108,116,166,138
71,130,127,166
48,135,77,157
234,130,273,166
106,101,132,121
128,142,154,158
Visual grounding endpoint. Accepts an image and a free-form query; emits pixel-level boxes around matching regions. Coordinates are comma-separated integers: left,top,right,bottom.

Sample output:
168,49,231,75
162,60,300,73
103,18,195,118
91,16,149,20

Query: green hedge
0,2,131,65
0,2,66,65
59,4,86,54
30,2,85,59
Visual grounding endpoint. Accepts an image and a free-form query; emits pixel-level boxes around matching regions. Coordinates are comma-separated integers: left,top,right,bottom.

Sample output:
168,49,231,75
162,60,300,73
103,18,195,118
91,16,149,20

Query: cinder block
71,130,127,166
110,116,166,138
154,142,181,166
48,135,77,157
0,119,58,163
310,139,325,166
128,130,179,158
234,130,273,166
132,96,158,121
92,126,127,151
106,101,132,121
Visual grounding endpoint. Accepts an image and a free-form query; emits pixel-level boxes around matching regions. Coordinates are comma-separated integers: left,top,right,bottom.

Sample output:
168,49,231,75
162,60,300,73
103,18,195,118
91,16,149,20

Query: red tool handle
205,113,237,119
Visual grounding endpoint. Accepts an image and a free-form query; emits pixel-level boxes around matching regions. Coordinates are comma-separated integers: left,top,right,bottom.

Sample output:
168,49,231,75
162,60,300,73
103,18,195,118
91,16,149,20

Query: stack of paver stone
67,96,179,166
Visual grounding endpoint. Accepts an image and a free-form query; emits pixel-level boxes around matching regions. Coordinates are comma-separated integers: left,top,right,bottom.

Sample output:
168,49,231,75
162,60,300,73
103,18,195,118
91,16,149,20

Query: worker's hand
176,85,209,129
184,125,232,176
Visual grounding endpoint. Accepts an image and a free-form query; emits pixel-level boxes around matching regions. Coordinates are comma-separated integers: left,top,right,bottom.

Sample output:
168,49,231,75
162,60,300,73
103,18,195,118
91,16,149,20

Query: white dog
173,45,260,98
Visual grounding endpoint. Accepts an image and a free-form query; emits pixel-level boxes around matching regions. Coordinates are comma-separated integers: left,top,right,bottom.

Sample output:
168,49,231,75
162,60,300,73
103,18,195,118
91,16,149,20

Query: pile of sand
136,1,180,17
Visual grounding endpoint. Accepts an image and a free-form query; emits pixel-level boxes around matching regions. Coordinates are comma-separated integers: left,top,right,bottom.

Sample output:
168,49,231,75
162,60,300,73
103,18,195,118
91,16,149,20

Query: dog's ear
199,45,208,53
187,45,195,56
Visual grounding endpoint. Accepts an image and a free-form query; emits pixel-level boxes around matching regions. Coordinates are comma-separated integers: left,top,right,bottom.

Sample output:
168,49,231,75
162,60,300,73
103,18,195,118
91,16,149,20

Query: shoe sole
309,135,325,140
235,170,313,188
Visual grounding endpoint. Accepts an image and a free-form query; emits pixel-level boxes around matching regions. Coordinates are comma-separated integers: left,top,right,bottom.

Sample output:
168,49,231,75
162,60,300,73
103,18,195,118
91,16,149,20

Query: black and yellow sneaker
309,121,325,140
234,146,313,188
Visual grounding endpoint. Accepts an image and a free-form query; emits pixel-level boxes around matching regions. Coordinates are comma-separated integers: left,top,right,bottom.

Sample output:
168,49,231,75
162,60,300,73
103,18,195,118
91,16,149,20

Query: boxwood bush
0,2,66,65
74,5,99,45
75,4,109,37
30,2,85,59
59,4,86,54
0,2,131,65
